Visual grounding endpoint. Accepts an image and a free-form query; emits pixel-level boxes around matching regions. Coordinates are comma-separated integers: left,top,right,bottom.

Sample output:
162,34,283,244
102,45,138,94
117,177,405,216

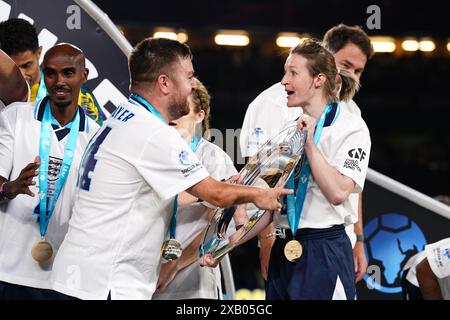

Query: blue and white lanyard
129,92,187,239
285,103,338,236
38,101,80,237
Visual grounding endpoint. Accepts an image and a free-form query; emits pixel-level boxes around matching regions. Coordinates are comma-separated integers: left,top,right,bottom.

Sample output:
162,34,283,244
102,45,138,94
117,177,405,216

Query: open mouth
168,121,177,126
286,90,295,96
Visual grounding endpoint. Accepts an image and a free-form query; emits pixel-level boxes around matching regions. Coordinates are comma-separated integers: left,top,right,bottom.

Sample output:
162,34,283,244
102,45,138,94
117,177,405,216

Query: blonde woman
263,39,372,300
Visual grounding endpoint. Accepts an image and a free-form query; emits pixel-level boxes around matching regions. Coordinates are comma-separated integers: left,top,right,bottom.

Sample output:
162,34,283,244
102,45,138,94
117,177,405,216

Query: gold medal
161,239,182,262
284,239,303,262
31,238,53,263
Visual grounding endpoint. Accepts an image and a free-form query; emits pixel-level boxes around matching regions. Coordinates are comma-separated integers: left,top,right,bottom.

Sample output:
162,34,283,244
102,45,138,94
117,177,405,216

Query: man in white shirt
50,38,292,300
0,44,99,299
416,238,450,299
240,25,374,282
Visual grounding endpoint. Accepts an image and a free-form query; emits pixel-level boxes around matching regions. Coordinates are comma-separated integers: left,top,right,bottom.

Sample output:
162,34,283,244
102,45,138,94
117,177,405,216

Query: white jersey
51,99,210,300
0,98,99,289
272,104,371,229
405,238,450,299
240,82,364,243
153,139,237,300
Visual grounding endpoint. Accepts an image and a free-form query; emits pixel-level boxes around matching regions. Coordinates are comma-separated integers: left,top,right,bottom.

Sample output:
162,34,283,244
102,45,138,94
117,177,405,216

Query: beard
52,99,72,109
168,95,190,121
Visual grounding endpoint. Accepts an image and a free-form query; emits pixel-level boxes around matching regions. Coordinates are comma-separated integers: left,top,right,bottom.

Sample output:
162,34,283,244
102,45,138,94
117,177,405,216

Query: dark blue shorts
0,280,77,300
266,225,355,300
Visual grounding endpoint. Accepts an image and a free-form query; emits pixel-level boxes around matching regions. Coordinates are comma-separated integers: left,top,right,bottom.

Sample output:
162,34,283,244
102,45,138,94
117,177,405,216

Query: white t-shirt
240,82,364,243
0,98,99,289
153,139,237,300
272,104,371,229
405,238,450,299
51,99,210,300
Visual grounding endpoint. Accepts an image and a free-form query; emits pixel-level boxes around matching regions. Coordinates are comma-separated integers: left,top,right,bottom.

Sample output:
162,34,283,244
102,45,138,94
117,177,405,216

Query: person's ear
157,74,171,95
314,73,326,88
83,68,89,82
195,110,205,123
36,46,42,60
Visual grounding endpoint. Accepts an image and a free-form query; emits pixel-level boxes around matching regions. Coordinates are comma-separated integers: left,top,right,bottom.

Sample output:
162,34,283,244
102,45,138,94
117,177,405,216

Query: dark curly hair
0,18,39,55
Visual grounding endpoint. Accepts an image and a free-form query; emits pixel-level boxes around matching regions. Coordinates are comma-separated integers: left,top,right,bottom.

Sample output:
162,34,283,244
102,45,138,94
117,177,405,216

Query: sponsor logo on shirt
344,159,362,172
181,162,203,178
444,248,450,260
348,148,367,161
252,127,264,139
179,150,192,166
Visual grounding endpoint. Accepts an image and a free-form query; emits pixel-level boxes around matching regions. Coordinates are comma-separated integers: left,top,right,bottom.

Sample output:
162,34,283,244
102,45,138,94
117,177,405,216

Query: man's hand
254,187,293,212
3,156,40,199
354,241,368,282
199,253,222,268
156,260,179,292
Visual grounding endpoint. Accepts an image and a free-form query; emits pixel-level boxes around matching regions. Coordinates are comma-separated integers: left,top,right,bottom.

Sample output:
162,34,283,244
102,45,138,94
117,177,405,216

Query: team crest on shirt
444,248,450,259
179,150,192,166
252,127,264,139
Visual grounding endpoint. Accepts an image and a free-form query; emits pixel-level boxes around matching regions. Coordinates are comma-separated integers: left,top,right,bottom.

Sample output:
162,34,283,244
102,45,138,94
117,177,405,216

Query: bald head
43,43,88,110
43,43,85,69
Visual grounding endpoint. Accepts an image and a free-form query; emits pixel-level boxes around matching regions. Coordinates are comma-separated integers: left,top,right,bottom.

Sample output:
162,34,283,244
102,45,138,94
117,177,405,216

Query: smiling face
281,53,317,108
43,48,87,109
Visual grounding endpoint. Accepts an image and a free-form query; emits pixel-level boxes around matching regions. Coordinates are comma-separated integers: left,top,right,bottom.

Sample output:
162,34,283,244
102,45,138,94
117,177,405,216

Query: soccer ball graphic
363,213,427,294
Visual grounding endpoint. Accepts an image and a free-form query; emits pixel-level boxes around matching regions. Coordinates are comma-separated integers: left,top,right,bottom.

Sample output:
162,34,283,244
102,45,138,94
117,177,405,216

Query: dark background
92,0,449,294
92,0,449,198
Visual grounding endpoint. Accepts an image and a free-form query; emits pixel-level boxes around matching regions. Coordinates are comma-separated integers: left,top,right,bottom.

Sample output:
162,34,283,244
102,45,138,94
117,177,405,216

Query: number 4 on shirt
78,127,112,191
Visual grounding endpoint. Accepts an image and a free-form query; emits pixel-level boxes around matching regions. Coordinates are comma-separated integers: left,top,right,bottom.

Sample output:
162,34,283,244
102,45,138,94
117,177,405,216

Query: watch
356,234,365,242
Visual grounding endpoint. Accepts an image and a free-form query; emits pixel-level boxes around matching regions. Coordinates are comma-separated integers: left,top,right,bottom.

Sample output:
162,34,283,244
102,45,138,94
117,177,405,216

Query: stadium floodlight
401,39,420,52
419,39,436,52
370,36,396,53
214,30,250,46
276,33,306,48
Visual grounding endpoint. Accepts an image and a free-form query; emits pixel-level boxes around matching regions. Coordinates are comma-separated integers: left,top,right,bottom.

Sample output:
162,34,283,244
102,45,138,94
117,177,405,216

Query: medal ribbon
38,101,80,237
129,93,166,124
286,103,338,236
130,92,190,240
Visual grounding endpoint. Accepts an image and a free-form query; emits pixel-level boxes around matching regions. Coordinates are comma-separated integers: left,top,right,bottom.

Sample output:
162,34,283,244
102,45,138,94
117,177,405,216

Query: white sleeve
425,237,450,279
332,124,371,193
0,109,14,179
136,127,209,201
200,144,238,209
240,101,260,158
239,93,276,158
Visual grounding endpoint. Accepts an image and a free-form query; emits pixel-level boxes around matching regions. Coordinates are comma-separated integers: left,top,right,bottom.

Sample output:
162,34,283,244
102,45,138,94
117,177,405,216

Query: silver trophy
200,123,307,259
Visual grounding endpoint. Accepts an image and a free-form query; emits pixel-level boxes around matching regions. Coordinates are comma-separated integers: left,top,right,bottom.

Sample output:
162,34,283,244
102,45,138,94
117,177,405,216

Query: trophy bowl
199,123,307,259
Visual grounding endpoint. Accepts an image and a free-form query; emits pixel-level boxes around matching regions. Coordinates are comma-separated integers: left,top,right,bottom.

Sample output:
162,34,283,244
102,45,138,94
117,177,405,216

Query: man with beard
50,38,292,300
0,43,100,299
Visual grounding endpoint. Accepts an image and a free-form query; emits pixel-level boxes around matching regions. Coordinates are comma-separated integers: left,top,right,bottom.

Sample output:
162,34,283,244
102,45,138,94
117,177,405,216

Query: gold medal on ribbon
284,239,303,262
161,239,183,262
31,238,53,263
